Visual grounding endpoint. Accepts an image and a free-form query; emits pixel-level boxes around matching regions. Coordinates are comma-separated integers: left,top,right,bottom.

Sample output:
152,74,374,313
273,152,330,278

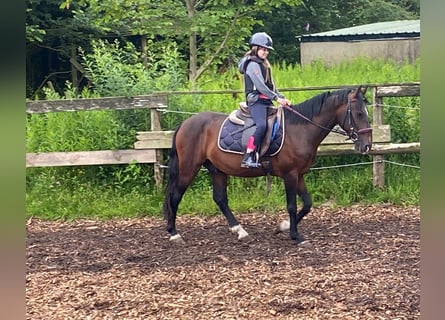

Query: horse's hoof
276,220,290,233
238,233,251,241
169,234,185,244
297,240,313,248
230,225,249,240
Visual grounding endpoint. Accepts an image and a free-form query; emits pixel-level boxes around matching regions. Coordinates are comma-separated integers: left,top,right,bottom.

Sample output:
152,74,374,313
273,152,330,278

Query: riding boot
241,151,260,168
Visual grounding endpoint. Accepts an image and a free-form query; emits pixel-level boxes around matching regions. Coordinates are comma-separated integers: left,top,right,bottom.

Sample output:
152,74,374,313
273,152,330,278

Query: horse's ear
351,86,361,98
360,85,368,95
352,85,368,98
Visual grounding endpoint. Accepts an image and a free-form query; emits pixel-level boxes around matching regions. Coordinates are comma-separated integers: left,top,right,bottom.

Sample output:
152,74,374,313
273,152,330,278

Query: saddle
217,102,285,158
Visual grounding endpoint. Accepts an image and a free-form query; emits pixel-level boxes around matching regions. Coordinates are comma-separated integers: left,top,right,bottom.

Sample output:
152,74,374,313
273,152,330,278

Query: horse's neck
285,99,341,147
310,107,338,143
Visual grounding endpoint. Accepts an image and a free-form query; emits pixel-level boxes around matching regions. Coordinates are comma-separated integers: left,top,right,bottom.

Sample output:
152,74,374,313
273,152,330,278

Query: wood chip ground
26,205,419,319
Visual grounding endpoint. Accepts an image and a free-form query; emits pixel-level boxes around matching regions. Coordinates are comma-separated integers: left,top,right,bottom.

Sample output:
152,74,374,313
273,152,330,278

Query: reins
282,96,372,142
283,104,347,136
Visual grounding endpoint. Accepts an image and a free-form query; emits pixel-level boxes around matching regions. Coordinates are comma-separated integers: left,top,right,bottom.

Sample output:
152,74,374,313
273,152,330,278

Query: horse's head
337,86,372,154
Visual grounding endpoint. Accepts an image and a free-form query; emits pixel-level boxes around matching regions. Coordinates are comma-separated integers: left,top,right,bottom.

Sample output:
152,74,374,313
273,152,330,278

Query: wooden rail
26,84,420,187
26,94,168,113
134,125,419,155
26,149,156,167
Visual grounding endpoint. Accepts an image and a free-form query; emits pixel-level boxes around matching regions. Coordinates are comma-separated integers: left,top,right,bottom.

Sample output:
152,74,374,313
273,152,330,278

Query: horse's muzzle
362,144,372,154
354,128,372,154
355,140,372,154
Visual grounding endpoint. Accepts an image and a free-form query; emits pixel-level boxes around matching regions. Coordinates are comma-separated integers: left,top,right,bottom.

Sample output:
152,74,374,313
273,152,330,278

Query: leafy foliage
79,39,185,96
26,0,419,95
71,0,303,84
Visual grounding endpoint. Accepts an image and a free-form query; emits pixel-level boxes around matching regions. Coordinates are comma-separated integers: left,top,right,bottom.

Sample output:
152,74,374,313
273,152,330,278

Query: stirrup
241,152,261,168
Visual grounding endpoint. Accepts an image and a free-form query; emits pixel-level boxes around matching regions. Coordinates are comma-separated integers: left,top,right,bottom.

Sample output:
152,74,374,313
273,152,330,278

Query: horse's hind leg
205,161,248,240
165,183,187,242
164,159,202,243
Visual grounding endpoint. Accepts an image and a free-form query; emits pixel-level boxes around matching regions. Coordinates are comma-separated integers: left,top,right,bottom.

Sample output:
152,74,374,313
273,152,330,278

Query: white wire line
155,86,419,114
157,104,419,116
310,161,375,170
155,159,419,170
382,160,420,169
156,108,198,115
373,103,420,110
311,159,419,170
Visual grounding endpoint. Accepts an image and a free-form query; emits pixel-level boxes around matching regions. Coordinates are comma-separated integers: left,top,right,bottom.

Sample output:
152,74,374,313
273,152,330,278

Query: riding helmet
249,32,274,50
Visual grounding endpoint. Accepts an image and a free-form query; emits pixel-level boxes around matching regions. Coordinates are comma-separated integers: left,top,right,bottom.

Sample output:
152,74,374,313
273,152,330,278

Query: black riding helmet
249,32,274,50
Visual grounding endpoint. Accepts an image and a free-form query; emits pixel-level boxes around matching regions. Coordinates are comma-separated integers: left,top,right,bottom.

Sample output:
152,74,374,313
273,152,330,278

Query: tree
335,0,419,24
26,0,103,97
26,0,419,95
69,0,302,86
259,0,420,64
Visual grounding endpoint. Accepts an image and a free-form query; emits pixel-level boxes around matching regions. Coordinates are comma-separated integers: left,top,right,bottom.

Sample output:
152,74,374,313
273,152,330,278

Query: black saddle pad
217,118,284,156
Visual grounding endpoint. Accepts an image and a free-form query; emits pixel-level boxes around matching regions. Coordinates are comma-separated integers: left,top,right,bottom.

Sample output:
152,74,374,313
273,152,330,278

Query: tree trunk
185,0,197,88
189,32,198,88
141,35,148,69
70,46,79,90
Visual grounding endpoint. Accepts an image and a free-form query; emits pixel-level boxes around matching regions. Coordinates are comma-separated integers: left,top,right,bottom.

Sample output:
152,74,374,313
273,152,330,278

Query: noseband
341,96,373,142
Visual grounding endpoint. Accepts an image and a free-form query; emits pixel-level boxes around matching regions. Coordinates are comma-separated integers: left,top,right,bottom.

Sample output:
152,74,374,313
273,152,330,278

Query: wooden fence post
150,102,165,188
372,87,385,188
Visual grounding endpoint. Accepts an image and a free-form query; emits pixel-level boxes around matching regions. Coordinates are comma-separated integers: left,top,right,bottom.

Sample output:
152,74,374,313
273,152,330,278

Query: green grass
26,186,164,221
26,162,419,220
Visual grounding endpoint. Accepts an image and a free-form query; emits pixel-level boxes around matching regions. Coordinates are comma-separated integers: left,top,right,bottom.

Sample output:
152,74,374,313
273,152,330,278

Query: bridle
340,96,373,142
283,94,372,142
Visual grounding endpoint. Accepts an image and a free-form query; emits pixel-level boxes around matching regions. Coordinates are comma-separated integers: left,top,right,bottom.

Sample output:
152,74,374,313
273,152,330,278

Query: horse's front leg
295,175,312,245
284,177,300,242
207,168,248,240
283,175,312,244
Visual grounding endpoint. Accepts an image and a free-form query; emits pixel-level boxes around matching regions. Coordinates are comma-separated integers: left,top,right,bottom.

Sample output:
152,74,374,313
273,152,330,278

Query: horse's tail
162,124,181,220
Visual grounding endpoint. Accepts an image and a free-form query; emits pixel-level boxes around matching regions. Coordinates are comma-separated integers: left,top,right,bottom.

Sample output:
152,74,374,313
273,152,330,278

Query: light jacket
238,55,283,105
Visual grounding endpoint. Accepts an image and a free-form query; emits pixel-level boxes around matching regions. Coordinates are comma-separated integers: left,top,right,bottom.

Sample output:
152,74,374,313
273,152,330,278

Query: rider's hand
277,97,291,106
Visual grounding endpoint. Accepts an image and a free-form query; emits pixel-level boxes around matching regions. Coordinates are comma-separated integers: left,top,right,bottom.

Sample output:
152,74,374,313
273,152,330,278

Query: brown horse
163,86,372,245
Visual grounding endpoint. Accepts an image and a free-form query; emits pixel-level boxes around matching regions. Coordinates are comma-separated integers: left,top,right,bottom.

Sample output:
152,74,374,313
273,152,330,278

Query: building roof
298,20,420,42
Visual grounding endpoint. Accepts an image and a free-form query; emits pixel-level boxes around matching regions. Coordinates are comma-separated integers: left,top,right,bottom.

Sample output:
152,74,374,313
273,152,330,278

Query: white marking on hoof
230,225,249,240
278,220,290,232
169,234,185,244
297,240,312,248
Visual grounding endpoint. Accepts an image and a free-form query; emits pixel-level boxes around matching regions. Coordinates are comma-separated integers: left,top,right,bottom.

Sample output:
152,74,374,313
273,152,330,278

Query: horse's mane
286,88,351,125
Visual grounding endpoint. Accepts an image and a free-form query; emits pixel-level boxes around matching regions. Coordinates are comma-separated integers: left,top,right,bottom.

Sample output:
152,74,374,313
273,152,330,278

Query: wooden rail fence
26,83,420,188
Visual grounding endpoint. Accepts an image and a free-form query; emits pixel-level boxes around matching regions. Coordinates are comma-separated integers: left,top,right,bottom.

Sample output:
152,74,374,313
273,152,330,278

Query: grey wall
300,38,420,66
